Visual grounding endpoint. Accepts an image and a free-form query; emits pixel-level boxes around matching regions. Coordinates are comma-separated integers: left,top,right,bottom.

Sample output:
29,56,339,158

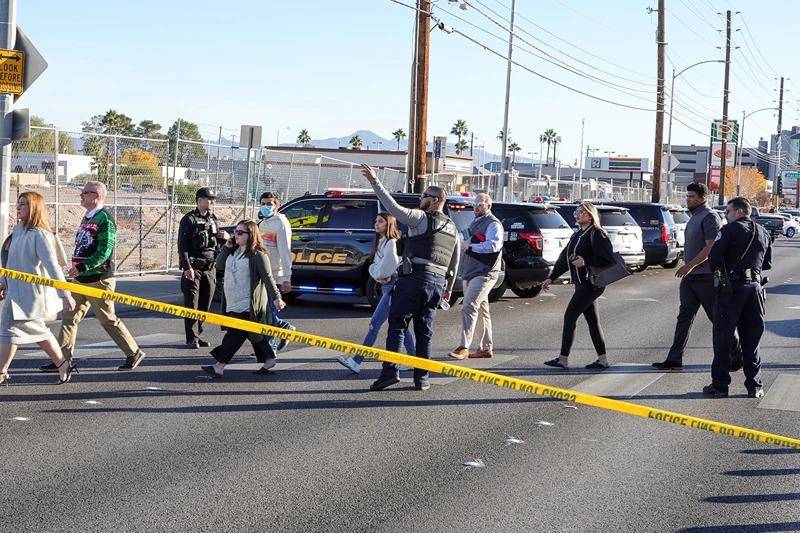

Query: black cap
196,187,219,200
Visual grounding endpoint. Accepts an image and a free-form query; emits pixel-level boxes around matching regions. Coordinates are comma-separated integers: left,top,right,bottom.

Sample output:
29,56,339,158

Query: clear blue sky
18,0,800,164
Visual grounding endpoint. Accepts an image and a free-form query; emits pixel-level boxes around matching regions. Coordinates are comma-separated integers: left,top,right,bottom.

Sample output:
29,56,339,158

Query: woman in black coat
542,202,614,369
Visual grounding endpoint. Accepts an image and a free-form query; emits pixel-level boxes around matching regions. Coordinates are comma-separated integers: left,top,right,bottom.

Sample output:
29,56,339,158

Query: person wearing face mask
177,188,229,349
255,192,296,358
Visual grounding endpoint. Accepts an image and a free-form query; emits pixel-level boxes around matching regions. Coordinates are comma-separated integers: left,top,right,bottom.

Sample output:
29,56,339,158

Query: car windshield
601,212,637,227
528,208,570,229
623,206,663,227
670,211,690,224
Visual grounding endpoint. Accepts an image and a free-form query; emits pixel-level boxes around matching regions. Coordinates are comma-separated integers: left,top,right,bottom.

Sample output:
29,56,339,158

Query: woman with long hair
0,191,77,385
336,212,415,374
202,219,285,378
542,201,614,370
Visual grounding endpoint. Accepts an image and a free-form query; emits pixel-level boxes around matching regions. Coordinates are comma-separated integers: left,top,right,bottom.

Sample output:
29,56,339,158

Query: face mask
259,205,275,219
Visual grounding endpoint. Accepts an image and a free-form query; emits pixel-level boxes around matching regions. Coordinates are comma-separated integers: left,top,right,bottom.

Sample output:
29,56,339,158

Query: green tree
455,139,469,155
497,129,512,145
12,115,77,159
296,129,312,146
508,142,521,168
349,134,363,148
542,128,557,164
80,110,136,184
167,120,208,166
450,119,468,150
392,128,406,151
134,119,168,162
119,149,161,177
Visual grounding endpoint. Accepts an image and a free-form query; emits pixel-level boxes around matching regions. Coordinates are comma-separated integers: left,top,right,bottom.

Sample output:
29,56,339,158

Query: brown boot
448,346,469,359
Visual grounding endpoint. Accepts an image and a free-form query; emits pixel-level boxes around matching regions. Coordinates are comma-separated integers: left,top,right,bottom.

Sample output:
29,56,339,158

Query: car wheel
661,258,680,269
787,227,796,238
366,277,382,309
510,285,543,298
488,277,508,302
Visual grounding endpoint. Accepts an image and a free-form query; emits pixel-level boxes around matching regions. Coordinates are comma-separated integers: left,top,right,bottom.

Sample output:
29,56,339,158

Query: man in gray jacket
361,164,460,391
653,182,743,370
449,193,503,359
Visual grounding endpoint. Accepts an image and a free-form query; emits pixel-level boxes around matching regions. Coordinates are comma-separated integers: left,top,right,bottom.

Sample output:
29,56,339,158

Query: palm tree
349,134,363,148
542,129,557,164
450,119,469,148
455,139,469,155
297,129,311,146
508,142,521,168
392,128,406,151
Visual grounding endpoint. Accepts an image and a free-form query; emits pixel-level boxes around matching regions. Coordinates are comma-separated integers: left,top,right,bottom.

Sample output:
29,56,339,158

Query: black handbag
586,252,631,288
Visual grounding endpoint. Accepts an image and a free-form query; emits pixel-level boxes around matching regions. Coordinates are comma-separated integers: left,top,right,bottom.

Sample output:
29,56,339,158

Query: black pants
210,311,275,365
181,267,216,343
711,282,764,392
560,282,606,357
666,274,743,363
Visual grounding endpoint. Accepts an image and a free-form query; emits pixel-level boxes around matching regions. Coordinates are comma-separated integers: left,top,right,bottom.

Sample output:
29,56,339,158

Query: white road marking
21,333,184,359
627,298,659,302
226,346,341,371
429,354,518,384
757,374,800,412
572,363,665,398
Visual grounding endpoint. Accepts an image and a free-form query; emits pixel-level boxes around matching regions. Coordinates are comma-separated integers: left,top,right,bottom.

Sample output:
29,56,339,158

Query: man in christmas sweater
42,181,146,373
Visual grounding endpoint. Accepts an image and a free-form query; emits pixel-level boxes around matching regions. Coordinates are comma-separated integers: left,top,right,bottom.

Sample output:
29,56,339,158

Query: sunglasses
421,192,439,200
235,230,250,236
80,190,97,195
574,209,586,216
471,201,486,207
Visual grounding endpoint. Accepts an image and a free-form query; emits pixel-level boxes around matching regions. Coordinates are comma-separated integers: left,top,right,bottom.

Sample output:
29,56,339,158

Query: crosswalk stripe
571,363,665,399
21,333,184,359
757,374,800,412
226,346,336,371
430,354,518,384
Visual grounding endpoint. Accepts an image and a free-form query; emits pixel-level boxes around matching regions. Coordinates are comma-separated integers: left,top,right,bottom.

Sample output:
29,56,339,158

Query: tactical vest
188,210,219,259
403,211,457,272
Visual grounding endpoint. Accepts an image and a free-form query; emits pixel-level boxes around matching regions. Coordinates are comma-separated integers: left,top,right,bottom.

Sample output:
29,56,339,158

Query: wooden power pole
651,0,665,203
719,10,732,201
408,0,431,193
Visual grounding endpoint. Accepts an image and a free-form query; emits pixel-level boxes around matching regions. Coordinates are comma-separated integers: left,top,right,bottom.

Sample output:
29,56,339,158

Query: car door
278,198,325,290
314,198,378,293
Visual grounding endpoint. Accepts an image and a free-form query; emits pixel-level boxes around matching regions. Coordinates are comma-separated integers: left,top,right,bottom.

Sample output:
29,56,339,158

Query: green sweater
72,208,116,282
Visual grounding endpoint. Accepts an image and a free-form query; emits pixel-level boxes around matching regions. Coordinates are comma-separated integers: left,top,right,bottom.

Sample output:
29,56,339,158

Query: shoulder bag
584,227,630,288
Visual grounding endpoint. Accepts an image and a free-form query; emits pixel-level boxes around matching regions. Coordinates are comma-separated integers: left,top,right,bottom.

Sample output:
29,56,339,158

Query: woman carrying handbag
542,202,614,370
201,220,285,379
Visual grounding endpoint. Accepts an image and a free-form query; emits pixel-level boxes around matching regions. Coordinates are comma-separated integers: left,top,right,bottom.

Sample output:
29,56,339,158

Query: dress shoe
448,346,469,359
652,360,682,370
730,358,744,372
197,339,210,348
469,349,493,358
702,384,728,397
370,375,400,391
748,387,765,398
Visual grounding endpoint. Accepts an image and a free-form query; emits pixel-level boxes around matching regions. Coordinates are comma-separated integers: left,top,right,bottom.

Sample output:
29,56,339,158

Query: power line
549,0,651,41
665,7,722,47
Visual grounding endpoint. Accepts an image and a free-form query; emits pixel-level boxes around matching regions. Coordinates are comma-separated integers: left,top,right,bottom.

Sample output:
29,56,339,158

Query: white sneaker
395,364,413,372
337,355,361,374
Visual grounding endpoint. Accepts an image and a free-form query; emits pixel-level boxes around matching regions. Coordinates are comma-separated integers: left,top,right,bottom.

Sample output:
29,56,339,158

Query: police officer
178,187,229,349
703,197,772,398
361,164,460,391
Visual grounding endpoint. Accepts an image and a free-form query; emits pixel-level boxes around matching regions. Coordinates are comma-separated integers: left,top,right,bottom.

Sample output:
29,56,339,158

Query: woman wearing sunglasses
336,212,415,374
201,220,285,378
542,202,614,370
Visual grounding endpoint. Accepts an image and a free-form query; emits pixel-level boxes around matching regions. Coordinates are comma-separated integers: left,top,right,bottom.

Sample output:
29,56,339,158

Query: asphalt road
2,240,800,532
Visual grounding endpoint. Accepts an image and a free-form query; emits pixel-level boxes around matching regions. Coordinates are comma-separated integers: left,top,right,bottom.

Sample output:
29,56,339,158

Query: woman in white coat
0,191,77,385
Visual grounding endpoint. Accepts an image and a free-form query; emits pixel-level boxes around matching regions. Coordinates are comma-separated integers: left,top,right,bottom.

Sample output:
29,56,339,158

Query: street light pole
666,60,725,201
736,107,779,196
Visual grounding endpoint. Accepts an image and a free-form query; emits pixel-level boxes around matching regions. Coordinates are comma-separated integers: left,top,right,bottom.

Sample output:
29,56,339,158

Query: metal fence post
113,135,118,264
139,195,143,275
53,127,59,231
285,153,294,201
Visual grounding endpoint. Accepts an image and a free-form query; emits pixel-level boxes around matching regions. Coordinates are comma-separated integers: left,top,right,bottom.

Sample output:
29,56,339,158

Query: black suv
753,214,784,241
604,202,681,270
223,191,506,308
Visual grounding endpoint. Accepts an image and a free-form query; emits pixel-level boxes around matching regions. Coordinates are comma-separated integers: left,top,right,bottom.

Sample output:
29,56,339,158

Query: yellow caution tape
3,266,799,449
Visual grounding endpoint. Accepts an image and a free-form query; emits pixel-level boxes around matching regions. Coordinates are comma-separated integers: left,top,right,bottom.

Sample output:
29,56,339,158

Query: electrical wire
665,7,722,48
548,0,651,41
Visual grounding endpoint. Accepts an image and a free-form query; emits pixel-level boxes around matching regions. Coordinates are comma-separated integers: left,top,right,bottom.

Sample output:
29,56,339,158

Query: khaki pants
460,275,495,351
59,277,139,361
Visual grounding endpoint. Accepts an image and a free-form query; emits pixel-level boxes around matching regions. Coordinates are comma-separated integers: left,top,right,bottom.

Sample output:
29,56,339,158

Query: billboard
711,119,739,143
710,143,735,166
586,157,650,172
710,168,720,191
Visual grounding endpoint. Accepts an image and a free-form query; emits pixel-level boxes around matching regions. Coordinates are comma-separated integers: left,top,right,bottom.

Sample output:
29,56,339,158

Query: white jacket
368,237,402,281
257,213,293,284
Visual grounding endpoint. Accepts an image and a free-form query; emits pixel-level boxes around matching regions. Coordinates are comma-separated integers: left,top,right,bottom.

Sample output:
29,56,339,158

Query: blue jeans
354,277,415,364
381,270,445,385
266,298,293,352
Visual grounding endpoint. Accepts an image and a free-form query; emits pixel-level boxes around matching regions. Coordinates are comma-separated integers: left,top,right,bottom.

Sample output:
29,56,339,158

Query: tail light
519,232,543,252
661,224,669,243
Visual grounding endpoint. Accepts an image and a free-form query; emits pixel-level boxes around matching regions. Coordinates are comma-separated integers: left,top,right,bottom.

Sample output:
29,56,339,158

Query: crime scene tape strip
3,266,799,450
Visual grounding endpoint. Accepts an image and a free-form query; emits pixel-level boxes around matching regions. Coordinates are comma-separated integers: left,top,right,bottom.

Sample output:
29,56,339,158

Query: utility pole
499,0,516,201
0,0,16,238
719,10,732,202
651,0,665,203
578,118,585,182
408,0,430,193
469,131,474,157
775,76,784,209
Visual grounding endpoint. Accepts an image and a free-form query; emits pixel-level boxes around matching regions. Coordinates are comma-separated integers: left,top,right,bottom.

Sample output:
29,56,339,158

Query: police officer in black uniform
178,187,229,349
703,197,772,398
361,164,460,391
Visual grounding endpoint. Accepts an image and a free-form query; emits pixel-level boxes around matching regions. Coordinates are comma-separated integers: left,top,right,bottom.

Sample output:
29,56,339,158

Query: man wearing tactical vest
448,193,503,360
361,164,460,392
177,187,229,349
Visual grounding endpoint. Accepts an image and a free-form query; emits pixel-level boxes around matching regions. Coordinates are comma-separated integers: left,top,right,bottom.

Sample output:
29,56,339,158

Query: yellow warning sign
0,49,24,94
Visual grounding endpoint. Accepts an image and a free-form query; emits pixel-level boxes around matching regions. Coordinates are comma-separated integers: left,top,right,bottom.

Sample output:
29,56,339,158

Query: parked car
556,203,645,272
219,191,505,308
669,207,689,248
119,184,135,193
774,213,800,237
754,214,785,241
604,202,681,270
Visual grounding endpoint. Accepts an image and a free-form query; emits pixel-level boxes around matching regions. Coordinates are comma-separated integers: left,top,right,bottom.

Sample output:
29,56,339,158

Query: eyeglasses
80,190,97,195
421,192,439,200
235,230,250,236
471,201,486,207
